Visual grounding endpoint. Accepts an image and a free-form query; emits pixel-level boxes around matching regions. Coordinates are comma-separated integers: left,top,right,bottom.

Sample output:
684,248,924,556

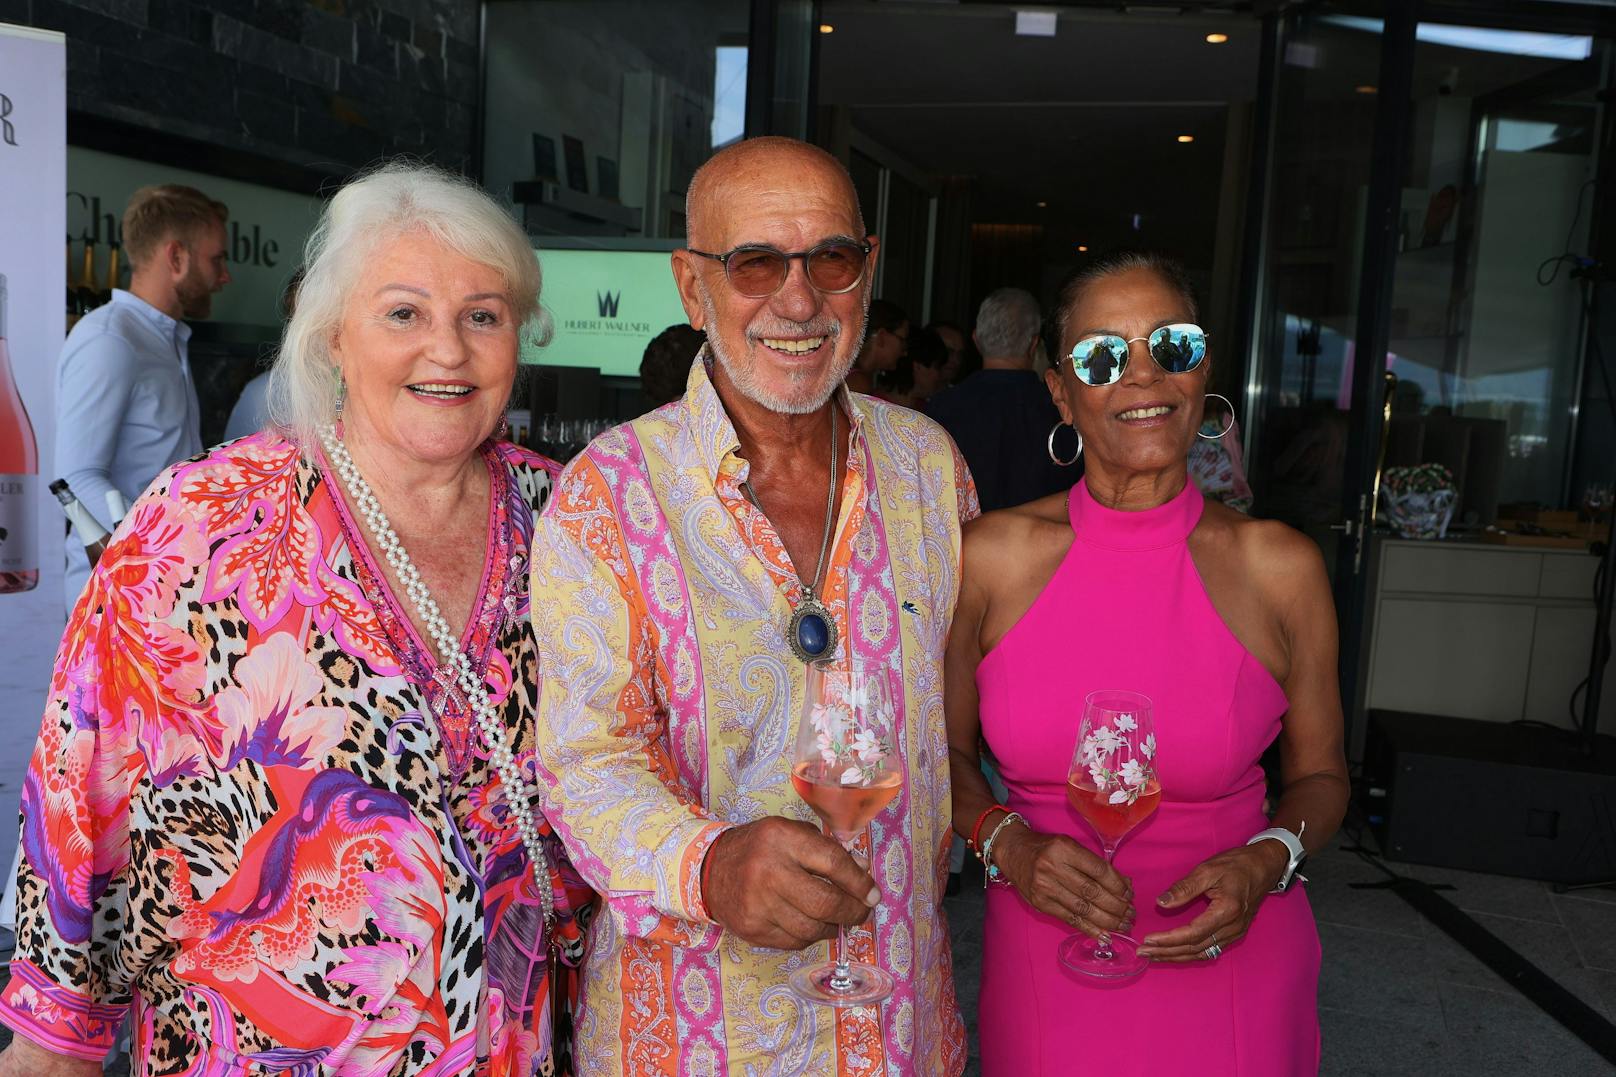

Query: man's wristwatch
1246,820,1307,893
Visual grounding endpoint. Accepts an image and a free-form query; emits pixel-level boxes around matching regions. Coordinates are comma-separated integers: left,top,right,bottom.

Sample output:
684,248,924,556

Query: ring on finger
1203,942,1223,960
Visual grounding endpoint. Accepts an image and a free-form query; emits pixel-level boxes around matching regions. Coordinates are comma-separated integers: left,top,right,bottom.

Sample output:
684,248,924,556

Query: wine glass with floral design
1059,689,1160,980
787,658,902,1007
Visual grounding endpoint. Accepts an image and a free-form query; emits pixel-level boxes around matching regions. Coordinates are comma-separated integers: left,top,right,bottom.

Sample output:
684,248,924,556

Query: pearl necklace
319,426,554,930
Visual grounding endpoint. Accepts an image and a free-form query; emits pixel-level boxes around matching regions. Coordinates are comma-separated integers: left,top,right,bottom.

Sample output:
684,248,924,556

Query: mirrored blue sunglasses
1069,323,1209,387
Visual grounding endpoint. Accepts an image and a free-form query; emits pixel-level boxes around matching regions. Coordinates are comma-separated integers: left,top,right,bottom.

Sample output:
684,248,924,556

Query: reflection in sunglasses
1071,324,1210,386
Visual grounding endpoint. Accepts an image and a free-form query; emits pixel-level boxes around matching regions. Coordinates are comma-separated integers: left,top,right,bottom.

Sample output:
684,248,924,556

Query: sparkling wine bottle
0,273,41,594
75,242,97,314
97,243,120,308
48,479,109,568
65,235,79,320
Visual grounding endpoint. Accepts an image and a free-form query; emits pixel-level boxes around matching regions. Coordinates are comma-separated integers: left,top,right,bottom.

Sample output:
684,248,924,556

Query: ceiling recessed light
819,23,834,34
1078,245,1089,252
1037,200,1048,208
1177,134,1195,143
1015,11,1058,37
1205,33,1229,44
1355,84,1378,94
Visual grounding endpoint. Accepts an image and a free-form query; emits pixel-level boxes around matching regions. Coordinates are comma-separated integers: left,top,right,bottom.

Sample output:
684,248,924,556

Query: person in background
876,324,950,411
224,267,305,442
528,135,973,1075
844,296,908,394
639,321,706,408
930,319,971,385
930,286,1073,512
54,184,231,612
1188,403,1254,514
0,162,589,1077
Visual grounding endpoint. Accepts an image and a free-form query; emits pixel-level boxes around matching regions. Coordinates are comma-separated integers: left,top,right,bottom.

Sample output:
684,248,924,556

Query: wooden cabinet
1358,538,1613,757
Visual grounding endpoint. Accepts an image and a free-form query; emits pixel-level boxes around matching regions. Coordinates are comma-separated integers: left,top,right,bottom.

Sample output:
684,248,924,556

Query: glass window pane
1384,21,1606,520
482,0,750,240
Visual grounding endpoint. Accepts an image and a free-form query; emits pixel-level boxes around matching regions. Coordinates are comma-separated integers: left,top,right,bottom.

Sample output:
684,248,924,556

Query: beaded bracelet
979,811,1025,887
968,804,1009,858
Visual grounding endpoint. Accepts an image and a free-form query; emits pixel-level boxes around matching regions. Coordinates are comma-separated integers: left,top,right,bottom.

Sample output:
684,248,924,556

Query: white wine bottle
48,479,110,568
0,273,40,594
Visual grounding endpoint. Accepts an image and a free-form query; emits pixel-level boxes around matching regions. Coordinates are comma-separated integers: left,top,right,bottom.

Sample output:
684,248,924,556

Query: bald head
685,136,864,250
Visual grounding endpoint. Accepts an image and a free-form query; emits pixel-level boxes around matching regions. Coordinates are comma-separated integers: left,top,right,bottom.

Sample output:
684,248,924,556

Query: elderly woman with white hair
0,162,590,1077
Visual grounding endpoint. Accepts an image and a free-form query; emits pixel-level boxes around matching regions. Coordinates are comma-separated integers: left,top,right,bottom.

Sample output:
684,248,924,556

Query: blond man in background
54,184,231,610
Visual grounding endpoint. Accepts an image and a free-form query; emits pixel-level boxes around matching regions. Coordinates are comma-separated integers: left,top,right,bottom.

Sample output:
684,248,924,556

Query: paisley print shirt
528,360,976,1076
0,431,591,1076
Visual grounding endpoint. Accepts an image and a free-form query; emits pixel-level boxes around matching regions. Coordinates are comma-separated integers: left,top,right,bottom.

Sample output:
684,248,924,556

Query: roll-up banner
0,23,67,890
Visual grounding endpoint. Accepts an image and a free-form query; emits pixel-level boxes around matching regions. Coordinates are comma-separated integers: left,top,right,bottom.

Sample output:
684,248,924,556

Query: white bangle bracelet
980,811,1025,888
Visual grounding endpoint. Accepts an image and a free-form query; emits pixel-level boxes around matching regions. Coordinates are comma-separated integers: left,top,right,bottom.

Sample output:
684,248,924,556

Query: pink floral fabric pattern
0,430,590,1076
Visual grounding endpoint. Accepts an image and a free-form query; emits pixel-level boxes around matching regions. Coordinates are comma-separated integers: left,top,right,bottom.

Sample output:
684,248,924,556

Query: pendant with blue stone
787,592,838,664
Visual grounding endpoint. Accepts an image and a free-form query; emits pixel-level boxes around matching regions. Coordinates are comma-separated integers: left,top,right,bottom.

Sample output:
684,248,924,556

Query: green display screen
523,246,692,377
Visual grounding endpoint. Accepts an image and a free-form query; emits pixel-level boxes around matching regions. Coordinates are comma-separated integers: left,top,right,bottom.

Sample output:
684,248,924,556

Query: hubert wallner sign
528,248,690,377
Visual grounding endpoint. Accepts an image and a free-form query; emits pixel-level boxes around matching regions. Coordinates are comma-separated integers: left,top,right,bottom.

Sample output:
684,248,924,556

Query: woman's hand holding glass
1136,841,1290,962
989,825,1136,940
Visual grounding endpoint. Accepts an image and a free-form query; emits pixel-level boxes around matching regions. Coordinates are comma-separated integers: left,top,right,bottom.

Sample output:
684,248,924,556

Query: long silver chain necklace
319,426,554,930
739,404,840,664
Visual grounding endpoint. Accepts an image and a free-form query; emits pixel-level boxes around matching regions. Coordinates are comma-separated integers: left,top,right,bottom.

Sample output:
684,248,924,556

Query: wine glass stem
1094,841,1119,961
831,923,854,991
829,833,863,993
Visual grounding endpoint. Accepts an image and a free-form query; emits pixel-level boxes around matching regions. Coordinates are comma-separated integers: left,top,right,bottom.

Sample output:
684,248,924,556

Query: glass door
1246,3,1611,752
1246,8,1387,570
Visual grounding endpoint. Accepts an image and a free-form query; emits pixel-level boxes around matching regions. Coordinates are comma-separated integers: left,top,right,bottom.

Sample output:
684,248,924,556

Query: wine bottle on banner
75,242,97,314
48,479,110,568
0,274,41,594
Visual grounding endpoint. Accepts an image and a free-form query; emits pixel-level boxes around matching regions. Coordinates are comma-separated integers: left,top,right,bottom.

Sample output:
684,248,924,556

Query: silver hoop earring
1197,393,1236,441
1047,421,1082,466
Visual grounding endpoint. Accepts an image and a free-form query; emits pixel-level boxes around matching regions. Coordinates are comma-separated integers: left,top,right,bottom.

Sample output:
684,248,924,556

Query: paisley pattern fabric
0,430,592,1076
527,359,976,1076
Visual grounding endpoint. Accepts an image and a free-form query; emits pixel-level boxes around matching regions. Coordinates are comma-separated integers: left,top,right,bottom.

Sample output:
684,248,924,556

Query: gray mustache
747,320,841,340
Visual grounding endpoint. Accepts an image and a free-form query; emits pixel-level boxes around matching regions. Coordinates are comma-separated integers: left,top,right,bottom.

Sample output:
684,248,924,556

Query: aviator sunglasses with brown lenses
687,237,874,298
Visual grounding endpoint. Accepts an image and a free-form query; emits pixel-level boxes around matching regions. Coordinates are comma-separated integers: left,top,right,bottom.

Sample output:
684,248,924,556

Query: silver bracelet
980,811,1025,888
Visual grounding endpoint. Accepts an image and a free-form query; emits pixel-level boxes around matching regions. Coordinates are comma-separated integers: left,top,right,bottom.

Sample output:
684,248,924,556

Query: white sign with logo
527,245,691,377
0,21,66,898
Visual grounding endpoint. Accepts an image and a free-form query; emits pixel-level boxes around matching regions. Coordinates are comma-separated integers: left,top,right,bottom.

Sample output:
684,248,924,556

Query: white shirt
55,289,202,610
224,370,271,442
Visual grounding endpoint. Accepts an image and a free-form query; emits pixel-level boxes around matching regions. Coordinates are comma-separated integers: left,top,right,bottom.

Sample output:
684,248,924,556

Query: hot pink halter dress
975,478,1321,1076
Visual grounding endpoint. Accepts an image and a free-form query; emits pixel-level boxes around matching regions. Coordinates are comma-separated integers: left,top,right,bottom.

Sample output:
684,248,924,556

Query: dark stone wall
1,0,481,185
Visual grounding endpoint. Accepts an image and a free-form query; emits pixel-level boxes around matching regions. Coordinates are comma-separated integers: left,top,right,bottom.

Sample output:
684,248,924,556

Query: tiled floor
942,831,1616,1075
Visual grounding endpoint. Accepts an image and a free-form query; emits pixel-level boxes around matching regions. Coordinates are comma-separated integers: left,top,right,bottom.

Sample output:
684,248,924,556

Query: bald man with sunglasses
528,136,975,1075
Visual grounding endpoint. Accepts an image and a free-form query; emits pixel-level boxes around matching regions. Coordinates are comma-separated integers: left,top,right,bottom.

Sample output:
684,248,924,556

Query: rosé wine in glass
1067,777,1162,846
1059,689,1159,981
787,659,902,1008
792,760,902,841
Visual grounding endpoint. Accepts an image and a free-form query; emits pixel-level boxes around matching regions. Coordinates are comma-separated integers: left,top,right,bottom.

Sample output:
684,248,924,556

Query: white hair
974,287,1042,360
267,160,552,445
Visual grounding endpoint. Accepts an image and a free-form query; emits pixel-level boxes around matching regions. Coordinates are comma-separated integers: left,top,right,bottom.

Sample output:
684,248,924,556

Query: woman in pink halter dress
946,253,1349,1076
